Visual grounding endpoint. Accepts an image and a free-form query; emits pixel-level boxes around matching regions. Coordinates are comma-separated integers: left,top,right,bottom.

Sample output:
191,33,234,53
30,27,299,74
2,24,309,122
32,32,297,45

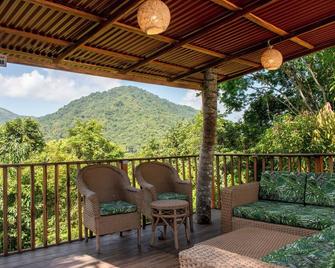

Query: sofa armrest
221,182,259,233
179,245,278,268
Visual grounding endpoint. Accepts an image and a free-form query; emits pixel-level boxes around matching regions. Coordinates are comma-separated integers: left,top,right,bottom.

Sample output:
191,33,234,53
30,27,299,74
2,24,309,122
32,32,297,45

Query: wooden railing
0,153,334,255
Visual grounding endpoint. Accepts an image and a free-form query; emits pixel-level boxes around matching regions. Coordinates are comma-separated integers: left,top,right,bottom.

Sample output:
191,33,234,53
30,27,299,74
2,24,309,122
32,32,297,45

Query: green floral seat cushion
100,200,137,216
262,225,335,268
233,200,335,230
157,192,188,201
259,171,306,203
305,173,335,207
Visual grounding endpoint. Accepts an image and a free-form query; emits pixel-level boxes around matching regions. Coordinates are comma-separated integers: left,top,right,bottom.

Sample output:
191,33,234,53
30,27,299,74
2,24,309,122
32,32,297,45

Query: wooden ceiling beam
54,0,145,63
211,0,314,49
0,26,190,72
120,0,272,74
21,0,259,68
170,15,335,82
1,48,201,90
22,0,103,22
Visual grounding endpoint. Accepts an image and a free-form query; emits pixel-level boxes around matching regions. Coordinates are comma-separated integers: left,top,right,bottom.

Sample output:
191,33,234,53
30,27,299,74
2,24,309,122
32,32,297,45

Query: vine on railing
0,153,334,255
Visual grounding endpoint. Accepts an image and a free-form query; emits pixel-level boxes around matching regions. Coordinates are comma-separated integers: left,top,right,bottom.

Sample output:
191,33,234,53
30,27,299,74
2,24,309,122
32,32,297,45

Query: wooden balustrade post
121,160,129,176
314,156,324,172
2,167,8,256
196,68,217,224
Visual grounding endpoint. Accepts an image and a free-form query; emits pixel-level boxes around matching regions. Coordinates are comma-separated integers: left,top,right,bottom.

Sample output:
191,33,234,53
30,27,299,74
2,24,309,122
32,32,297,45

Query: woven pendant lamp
137,0,171,35
261,46,283,70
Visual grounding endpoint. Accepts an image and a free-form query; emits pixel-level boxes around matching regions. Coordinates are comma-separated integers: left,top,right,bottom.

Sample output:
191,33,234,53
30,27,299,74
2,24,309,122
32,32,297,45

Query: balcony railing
0,153,334,255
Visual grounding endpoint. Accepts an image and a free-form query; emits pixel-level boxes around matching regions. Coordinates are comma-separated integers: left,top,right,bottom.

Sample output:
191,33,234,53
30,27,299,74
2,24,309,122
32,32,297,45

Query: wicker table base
150,200,190,250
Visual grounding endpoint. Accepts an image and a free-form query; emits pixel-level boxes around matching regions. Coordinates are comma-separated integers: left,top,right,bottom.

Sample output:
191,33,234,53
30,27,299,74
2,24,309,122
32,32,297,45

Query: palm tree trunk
196,68,218,224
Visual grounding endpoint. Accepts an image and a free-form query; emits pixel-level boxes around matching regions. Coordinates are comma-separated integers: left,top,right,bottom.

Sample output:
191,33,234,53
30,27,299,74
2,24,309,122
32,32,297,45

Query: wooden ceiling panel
192,17,277,54
254,0,335,32
0,0,334,89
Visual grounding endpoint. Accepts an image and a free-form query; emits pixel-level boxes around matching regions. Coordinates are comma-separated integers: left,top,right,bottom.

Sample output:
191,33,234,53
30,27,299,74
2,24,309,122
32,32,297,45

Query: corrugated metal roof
0,0,334,90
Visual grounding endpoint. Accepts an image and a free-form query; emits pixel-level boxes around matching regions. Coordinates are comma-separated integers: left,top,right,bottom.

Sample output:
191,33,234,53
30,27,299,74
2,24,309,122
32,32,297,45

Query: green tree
255,103,335,153
0,118,45,163
67,120,124,160
219,47,335,115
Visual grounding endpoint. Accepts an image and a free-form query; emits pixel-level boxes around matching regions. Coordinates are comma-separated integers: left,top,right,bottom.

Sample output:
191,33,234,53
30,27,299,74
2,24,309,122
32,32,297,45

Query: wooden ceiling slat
211,0,314,49
54,0,145,63
170,14,335,82
120,0,273,74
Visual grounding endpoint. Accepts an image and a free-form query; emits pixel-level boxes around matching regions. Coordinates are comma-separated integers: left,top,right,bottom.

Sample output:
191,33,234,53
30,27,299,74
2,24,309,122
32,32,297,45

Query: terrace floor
0,210,221,268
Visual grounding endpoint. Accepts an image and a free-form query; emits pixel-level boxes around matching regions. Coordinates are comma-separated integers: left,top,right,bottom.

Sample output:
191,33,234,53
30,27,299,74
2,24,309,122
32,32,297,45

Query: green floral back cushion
262,225,335,268
158,192,188,201
305,173,335,207
259,171,306,203
100,200,137,216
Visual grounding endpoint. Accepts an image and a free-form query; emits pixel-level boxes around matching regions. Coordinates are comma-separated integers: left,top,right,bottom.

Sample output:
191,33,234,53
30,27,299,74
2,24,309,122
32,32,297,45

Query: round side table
150,200,191,250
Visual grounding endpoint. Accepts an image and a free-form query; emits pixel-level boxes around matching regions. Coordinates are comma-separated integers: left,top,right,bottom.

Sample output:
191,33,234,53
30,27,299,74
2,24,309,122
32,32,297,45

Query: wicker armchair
135,161,193,231
77,165,143,253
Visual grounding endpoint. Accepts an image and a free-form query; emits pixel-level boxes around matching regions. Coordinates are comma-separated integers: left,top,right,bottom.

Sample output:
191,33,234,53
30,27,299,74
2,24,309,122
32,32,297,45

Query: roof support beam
0,48,201,90
211,0,314,49
0,26,190,72
54,0,145,63
120,0,273,74
22,0,259,68
170,15,335,82
22,0,103,22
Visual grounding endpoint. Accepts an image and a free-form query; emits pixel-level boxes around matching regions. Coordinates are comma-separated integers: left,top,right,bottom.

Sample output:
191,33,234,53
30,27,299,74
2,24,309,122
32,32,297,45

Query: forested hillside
0,108,19,123
38,86,197,150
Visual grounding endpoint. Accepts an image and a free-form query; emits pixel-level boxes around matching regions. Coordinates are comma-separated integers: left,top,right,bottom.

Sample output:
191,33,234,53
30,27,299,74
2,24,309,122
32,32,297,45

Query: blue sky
0,63,202,117
0,63,241,120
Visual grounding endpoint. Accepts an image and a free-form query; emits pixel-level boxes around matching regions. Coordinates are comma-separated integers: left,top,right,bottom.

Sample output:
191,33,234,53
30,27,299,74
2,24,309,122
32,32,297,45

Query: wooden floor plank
0,210,221,268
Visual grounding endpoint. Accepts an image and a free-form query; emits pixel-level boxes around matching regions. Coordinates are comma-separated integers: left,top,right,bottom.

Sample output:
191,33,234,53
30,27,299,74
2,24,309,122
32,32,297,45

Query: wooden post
196,68,217,224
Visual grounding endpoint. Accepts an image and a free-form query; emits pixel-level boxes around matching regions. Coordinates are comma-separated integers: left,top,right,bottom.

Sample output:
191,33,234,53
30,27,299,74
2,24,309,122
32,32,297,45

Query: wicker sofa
222,171,335,236
180,171,335,267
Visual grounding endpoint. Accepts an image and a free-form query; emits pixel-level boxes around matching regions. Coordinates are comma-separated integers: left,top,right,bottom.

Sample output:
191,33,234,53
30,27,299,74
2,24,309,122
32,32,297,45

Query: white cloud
180,90,202,110
0,69,121,103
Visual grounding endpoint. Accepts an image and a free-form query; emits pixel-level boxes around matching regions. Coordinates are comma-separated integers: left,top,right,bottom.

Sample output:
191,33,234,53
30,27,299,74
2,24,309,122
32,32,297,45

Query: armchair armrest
175,179,192,194
82,190,100,218
77,178,100,218
221,182,259,233
179,245,277,268
125,186,143,212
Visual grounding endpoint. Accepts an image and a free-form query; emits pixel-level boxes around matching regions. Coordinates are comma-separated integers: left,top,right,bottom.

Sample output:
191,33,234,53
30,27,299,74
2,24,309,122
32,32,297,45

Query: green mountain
38,86,197,150
0,108,20,123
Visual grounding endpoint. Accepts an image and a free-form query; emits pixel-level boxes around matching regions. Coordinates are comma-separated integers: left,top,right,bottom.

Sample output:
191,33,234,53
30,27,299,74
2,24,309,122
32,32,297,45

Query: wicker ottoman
150,200,191,250
179,227,301,267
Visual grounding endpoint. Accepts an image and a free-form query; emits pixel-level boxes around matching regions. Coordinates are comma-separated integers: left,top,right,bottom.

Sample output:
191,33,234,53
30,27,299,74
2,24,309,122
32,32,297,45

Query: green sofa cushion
100,200,137,216
305,172,335,207
233,200,335,230
259,171,306,204
157,192,188,201
262,225,335,268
